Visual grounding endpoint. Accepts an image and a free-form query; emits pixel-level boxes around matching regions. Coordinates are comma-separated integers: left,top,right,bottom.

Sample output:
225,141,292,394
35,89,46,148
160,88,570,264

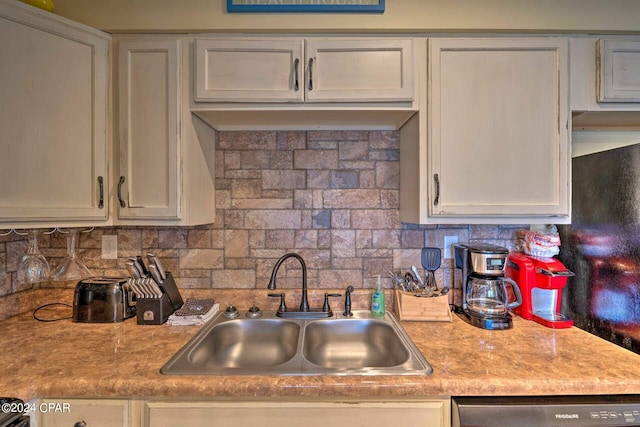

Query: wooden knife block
394,290,452,322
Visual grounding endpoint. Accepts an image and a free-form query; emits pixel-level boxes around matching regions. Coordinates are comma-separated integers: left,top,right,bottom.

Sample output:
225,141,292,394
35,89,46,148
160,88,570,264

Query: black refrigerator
559,143,640,354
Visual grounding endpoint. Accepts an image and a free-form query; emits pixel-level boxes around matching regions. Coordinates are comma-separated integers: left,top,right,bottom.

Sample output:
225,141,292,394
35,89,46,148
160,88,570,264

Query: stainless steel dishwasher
453,396,640,427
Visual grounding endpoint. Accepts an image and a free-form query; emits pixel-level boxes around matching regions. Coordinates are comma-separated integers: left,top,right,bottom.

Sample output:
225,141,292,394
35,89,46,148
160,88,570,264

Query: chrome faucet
268,253,310,312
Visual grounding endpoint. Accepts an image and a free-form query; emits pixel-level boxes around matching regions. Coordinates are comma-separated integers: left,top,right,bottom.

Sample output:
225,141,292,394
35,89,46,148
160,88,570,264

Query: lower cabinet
33,398,450,427
141,399,450,427
34,399,130,427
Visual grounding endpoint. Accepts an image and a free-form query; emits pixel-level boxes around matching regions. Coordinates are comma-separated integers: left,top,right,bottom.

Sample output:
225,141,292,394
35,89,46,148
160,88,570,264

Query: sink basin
188,319,300,368
302,319,410,368
161,311,432,376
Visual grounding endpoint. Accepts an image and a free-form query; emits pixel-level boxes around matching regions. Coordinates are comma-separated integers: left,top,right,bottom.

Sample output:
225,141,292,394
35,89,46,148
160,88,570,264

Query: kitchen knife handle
147,252,167,281
97,176,104,209
117,176,126,208
293,58,300,91
149,264,163,285
126,260,140,279
307,57,314,91
433,173,440,206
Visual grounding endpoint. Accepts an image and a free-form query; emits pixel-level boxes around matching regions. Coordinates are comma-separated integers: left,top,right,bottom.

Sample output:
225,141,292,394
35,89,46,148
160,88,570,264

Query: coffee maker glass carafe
466,276,522,317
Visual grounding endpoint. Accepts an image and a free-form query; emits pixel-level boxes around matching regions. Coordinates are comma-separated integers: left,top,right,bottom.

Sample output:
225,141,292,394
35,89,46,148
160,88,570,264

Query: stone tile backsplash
0,130,523,299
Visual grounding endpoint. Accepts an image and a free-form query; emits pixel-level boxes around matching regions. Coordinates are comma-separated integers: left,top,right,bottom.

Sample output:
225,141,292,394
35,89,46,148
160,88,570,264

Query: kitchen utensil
125,260,141,279
132,278,147,298
16,229,50,286
149,264,163,285
421,247,441,294
50,228,93,282
139,279,152,298
388,271,406,291
411,265,424,287
128,257,146,278
404,271,420,293
127,278,141,297
147,252,167,281
149,279,163,297
144,277,161,298
136,255,149,276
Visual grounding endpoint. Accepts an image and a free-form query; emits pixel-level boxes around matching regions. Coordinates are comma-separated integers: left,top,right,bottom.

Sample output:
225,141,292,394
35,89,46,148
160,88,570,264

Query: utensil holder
394,290,452,322
136,272,184,325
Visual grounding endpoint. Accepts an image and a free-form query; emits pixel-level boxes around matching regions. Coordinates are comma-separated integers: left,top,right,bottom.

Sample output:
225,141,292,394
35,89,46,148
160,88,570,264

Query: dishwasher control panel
453,396,640,426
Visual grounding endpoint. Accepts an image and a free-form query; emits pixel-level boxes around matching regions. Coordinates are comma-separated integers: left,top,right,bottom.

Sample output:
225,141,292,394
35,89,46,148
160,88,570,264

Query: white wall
53,0,640,33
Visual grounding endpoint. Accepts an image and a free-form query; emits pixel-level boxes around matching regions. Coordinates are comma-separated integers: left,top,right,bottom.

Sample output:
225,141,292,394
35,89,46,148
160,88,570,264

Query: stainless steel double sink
161,310,433,376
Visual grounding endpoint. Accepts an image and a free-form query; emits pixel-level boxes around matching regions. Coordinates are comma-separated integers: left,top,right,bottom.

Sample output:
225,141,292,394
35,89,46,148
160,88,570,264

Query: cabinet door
144,400,449,427
195,39,304,102
0,1,109,224
598,39,640,102
37,398,129,427
305,38,414,102
117,39,180,220
428,38,569,219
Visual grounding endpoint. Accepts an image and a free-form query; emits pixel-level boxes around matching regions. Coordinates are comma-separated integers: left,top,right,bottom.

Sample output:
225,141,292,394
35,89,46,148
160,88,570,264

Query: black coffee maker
454,244,522,330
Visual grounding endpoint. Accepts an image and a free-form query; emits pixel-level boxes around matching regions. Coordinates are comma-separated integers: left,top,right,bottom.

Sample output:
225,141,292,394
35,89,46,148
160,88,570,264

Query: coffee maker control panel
486,257,506,271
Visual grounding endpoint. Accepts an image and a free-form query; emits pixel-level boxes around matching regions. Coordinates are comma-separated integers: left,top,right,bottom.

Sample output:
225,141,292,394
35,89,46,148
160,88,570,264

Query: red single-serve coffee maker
505,252,575,329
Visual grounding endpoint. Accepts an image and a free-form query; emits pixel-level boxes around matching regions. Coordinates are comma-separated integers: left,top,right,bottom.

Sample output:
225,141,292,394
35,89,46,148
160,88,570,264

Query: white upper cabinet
598,39,640,103
194,37,414,104
116,39,181,221
0,0,110,227
570,37,640,117
304,38,414,102
115,37,216,226
401,37,570,224
195,39,304,103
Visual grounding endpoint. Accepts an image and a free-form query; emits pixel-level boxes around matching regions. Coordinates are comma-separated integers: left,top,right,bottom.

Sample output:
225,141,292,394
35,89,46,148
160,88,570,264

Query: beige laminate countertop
3,297,640,402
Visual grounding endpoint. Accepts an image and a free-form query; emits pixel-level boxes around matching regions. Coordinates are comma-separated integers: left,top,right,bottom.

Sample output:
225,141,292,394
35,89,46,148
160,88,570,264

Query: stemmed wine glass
16,229,50,286
50,228,93,281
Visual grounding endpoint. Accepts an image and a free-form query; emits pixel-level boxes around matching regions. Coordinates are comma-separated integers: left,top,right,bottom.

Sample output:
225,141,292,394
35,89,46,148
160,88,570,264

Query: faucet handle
343,286,355,316
268,293,287,313
322,293,342,313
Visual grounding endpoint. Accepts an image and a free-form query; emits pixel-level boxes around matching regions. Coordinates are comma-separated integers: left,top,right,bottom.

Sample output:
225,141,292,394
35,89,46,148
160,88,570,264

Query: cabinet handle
293,58,300,91
434,174,440,206
97,176,104,209
307,58,314,91
117,176,126,208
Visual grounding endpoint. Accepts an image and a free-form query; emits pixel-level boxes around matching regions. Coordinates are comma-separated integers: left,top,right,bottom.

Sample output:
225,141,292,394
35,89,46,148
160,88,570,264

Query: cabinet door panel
195,39,304,102
429,38,569,218
144,400,448,427
306,38,413,102
0,3,109,223
117,39,180,219
38,399,129,427
598,39,640,102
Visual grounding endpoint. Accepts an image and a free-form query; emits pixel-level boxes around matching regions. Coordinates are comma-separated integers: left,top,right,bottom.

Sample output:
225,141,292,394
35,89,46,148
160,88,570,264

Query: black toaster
72,277,136,323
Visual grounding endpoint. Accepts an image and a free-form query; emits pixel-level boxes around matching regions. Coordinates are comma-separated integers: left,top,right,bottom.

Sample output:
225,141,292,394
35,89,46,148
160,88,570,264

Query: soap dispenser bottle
371,275,385,317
